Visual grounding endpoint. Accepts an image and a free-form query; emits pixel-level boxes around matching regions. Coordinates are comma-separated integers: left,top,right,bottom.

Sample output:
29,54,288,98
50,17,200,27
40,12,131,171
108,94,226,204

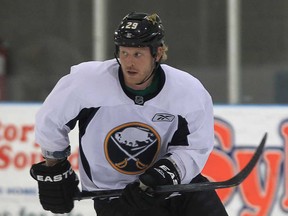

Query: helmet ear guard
114,12,165,57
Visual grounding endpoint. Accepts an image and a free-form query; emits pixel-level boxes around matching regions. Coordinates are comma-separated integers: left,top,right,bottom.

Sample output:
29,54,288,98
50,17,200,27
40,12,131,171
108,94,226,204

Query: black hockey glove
30,159,79,214
122,182,155,211
139,158,181,188
122,159,180,211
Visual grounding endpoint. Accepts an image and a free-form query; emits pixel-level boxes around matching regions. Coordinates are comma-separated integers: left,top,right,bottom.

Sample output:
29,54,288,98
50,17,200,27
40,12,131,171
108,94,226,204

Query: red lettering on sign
0,121,34,143
3,124,17,141
20,125,34,142
0,145,10,168
211,119,235,202
203,149,235,203
281,121,288,211
0,144,43,170
205,118,288,215
236,150,282,216
214,119,233,152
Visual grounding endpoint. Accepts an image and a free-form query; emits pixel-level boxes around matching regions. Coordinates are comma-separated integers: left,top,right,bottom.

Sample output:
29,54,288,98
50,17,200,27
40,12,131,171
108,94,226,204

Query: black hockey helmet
114,12,165,57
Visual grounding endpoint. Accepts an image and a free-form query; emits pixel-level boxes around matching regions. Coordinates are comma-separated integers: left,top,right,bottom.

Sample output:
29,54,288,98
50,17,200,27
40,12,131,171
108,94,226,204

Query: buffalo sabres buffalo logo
104,122,161,175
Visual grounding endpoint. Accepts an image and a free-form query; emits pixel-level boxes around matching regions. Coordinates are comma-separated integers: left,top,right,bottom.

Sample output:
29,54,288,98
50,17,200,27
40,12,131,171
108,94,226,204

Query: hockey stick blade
74,133,267,200
150,132,267,194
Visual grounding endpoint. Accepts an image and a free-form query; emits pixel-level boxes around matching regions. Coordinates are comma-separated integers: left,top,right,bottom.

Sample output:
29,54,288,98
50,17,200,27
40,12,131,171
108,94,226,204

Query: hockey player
30,12,228,216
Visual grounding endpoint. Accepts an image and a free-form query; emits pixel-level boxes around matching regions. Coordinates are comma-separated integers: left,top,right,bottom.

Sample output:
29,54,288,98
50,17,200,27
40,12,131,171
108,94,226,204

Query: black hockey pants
94,174,229,216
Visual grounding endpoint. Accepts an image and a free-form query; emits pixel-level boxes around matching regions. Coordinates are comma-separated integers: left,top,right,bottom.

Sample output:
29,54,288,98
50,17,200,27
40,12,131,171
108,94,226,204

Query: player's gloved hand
139,158,181,188
122,182,155,211
30,159,79,214
122,158,180,211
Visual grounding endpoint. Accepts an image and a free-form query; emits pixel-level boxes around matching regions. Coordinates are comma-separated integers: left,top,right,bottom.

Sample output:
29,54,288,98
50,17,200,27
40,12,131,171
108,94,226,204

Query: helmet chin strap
135,60,159,86
114,52,121,66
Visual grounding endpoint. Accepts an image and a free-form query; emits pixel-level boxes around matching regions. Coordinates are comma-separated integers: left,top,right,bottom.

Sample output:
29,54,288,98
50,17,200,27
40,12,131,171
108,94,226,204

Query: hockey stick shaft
74,133,267,201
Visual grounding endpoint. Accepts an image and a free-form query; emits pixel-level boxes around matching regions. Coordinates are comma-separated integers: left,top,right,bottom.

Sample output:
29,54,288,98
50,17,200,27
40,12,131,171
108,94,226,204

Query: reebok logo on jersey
152,113,175,122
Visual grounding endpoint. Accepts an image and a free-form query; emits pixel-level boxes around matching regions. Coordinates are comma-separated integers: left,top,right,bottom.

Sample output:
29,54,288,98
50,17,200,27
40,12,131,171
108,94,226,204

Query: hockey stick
74,132,267,200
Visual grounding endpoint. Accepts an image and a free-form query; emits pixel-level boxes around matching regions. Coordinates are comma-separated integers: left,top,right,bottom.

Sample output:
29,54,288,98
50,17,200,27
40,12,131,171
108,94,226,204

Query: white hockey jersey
35,59,214,191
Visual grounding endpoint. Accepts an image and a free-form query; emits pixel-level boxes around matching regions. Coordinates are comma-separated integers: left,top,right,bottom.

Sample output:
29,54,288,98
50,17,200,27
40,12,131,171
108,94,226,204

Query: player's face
119,46,156,90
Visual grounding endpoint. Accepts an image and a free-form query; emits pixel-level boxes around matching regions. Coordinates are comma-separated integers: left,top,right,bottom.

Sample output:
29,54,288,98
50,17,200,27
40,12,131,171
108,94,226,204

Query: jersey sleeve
35,72,83,159
167,89,214,184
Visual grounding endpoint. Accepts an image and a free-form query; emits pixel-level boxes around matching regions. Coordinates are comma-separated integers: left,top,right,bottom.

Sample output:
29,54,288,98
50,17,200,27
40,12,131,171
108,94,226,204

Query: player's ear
155,46,164,62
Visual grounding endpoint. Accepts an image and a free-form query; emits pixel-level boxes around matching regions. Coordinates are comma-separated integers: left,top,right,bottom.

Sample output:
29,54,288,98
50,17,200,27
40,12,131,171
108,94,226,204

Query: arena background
0,0,288,215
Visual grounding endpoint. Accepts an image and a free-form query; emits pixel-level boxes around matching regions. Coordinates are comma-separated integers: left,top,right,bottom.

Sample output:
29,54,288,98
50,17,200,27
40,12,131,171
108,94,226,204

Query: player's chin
124,73,141,81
